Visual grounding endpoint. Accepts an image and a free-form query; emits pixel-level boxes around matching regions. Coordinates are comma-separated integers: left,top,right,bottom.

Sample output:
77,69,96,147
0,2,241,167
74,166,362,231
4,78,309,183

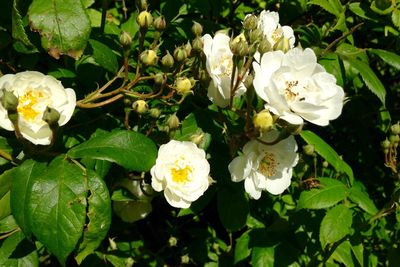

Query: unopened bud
184,41,192,57
109,238,117,250
173,46,187,62
390,122,400,135
175,77,192,95
190,132,205,145
258,39,272,54
125,257,134,267
191,21,203,36
167,113,180,130
243,14,258,31
136,0,148,11
192,37,204,51
161,51,174,69
181,254,190,264
381,138,391,149
244,73,254,89
230,34,249,56
322,161,329,168
149,108,161,118
303,144,315,156
154,72,166,87
137,11,153,29
168,236,178,247
140,49,158,66
119,31,132,48
273,36,290,53
253,110,273,132
153,16,166,31
132,100,148,114
0,90,18,112
249,28,263,44
42,106,60,126
199,70,210,87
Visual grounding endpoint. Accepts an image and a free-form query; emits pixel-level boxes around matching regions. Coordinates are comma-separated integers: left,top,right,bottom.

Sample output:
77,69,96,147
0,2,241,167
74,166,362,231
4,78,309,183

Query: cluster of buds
381,122,400,173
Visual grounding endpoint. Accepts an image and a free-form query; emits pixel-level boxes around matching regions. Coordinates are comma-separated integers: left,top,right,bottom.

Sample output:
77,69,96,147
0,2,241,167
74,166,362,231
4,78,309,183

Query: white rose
253,47,345,126
151,140,210,208
0,71,76,145
229,130,298,199
202,32,246,107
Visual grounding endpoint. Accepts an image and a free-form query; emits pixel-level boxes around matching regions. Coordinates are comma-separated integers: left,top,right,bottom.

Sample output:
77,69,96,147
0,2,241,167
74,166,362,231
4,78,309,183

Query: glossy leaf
0,168,13,199
297,178,348,210
173,113,199,141
68,130,157,172
0,192,11,220
0,137,13,166
369,48,400,70
88,39,118,73
300,130,354,184
308,0,343,16
11,0,38,53
28,0,91,59
331,240,355,267
349,182,378,215
75,170,111,264
320,204,353,248
0,231,39,267
0,215,18,234
251,246,274,267
234,230,251,264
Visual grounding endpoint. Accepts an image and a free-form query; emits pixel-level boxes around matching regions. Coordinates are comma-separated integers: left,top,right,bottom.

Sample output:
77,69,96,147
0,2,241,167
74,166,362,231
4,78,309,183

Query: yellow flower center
284,80,299,102
17,89,49,121
212,54,233,77
258,152,279,177
272,29,283,43
171,165,192,184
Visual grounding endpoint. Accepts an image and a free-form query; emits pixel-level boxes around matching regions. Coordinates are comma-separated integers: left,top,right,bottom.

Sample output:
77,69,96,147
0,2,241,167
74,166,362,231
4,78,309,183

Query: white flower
258,10,295,50
229,130,298,199
0,71,76,145
151,140,210,208
202,32,246,107
253,47,345,126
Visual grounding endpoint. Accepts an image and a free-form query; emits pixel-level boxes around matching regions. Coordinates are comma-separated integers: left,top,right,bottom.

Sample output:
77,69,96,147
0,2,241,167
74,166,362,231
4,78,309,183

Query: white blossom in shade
228,130,298,199
151,140,210,208
253,47,345,126
257,10,295,49
0,71,76,145
202,32,246,107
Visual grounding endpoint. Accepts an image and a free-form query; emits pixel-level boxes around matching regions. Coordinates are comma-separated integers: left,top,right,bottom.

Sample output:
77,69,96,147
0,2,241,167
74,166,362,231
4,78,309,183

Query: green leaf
320,204,353,248
113,200,152,223
28,0,91,59
10,160,47,239
0,231,39,267
300,131,354,184
0,137,13,166
297,178,348,210
81,158,111,179
234,230,251,264
88,39,118,73
308,0,343,16
47,68,77,79
251,246,274,267
369,48,400,70
349,3,378,22
331,240,355,267
174,113,198,141
11,0,38,53
68,130,157,172
0,168,14,199
349,182,378,215
392,9,400,29
0,192,11,220
75,170,111,264
217,184,249,232
0,215,18,234
319,53,344,87
347,58,386,106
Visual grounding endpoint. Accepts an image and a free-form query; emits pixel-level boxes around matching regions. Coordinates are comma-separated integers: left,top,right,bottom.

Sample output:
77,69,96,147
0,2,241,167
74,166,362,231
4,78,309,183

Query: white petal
244,178,262,200
265,169,292,195
229,156,249,182
57,88,76,126
164,188,191,208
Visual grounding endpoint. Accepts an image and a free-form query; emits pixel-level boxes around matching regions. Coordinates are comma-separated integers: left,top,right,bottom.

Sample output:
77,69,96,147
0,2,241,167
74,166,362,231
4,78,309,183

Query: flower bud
302,144,315,156
137,11,153,29
322,161,329,168
190,132,205,145
192,37,204,51
153,16,166,31
140,49,158,66
125,258,134,267
42,106,60,127
243,14,258,31
249,28,263,44
149,108,161,118
230,33,249,56
181,255,190,264
185,41,192,57
389,134,399,144
390,122,400,135
381,138,391,150
161,51,174,69
175,77,192,95
258,39,272,54
244,73,254,89
0,90,18,112
253,110,273,132
119,31,132,48
273,36,290,53
109,238,117,250
173,46,187,62
136,0,148,11
199,70,210,87
168,236,178,247
191,21,203,36
132,100,148,114
167,113,180,130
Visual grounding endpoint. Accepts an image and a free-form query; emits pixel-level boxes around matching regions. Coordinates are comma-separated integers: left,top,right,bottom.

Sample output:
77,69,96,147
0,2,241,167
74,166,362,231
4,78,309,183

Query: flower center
171,165,192,184
284,80,299,102
212,54,233,76
258,152,279,177
17,89,49,121
271,29,283,43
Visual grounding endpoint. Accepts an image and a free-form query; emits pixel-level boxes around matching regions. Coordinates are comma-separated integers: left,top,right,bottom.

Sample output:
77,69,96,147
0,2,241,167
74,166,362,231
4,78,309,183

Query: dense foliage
0,0,400,266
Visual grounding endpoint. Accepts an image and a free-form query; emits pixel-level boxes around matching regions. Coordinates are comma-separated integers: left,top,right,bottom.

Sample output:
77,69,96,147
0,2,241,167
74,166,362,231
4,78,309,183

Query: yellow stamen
17,89,48,121
258,152,279,177
171,165,192,183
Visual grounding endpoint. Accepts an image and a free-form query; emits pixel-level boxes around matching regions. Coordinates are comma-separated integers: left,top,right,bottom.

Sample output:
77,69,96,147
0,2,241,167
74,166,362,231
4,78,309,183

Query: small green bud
109,238,117,250
303,144,315,156
322,161,329,168
389,134,399,145
173,46,187,62
175,77,192,95
137,11,153,29
167,113,180,130
0,90,18,112
153,16,166,31
382,138,391,150
125,257,134,267
42,106,60,126
243,14,258,31
192,37,204,51
140,49,158,66
184,41,192,57
249,28,263,44
132,100,148,114
168,236,178,247
191,21,203,36
190,132,205,145
154,72,166,87
230,33,249,56
244,73,254,89
161,51,174,69
136,0,148,11
181,254,190,264
253,109,273,132
273,36,290,53
390,122,400,135
149,108,161,118
258,39,272,54
119,31,132,48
